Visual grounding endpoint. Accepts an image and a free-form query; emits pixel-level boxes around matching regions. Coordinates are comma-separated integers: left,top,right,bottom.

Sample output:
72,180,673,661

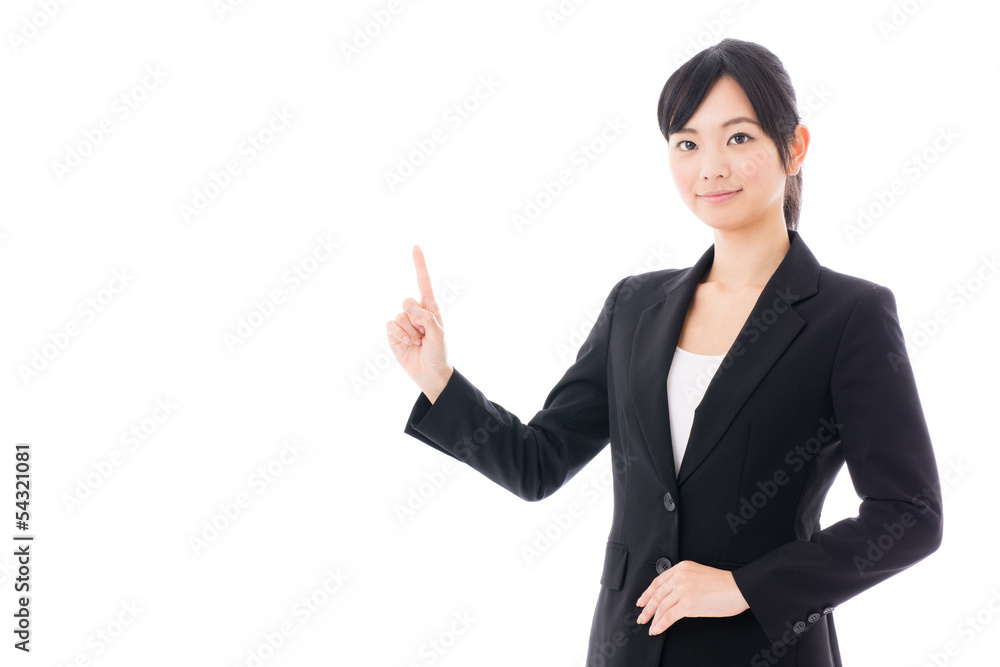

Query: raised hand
386,245,453,402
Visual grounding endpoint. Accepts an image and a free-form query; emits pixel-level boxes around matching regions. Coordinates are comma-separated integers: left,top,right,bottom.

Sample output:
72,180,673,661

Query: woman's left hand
635,560,751,635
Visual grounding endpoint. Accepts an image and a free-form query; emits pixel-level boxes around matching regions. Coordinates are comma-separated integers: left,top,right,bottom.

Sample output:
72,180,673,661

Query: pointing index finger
412,245,439,314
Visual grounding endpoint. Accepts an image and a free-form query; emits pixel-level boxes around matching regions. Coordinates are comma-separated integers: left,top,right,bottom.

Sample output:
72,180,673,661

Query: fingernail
405,305,419,316
403,335,411,344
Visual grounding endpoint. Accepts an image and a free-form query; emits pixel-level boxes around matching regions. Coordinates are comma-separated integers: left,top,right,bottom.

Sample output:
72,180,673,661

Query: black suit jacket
403,228,943,666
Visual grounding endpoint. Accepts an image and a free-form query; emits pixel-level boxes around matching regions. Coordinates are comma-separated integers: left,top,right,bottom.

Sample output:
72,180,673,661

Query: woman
386,38,943,666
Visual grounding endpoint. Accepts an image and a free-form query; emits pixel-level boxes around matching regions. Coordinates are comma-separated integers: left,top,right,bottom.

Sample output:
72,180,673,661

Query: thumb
404,302,441,336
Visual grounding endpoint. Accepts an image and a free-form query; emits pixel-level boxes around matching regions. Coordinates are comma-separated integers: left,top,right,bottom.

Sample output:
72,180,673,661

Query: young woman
387,38,943,666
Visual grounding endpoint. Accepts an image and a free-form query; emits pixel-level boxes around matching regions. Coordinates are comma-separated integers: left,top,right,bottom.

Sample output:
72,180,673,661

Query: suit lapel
628,229,821,490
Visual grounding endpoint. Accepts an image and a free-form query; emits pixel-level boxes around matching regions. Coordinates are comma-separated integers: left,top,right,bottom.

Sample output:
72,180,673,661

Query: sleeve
731,284,944,645
401,274,630,502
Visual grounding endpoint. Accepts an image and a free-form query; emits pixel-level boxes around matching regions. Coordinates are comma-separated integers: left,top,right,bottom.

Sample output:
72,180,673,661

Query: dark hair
657,38,803,230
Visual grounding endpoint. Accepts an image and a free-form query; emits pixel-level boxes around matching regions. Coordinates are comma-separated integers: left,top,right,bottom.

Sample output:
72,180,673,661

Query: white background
1,0,996,665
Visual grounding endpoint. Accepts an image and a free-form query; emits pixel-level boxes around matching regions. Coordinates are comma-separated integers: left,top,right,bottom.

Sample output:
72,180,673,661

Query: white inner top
666,346,727,478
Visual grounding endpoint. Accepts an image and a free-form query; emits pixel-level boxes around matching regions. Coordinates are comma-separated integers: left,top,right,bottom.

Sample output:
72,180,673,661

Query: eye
673,132,754,151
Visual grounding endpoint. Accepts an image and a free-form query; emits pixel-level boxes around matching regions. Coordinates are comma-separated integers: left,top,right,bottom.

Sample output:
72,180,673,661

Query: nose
699,152,730,181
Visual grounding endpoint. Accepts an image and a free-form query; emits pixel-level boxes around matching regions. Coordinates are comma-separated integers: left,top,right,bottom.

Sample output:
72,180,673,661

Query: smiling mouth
699,189,742,202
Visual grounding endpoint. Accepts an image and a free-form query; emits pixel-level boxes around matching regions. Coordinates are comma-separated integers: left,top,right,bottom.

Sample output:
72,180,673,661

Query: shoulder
815,267,907,369
594,268,685,319
616,267,684,301
816,265,899,314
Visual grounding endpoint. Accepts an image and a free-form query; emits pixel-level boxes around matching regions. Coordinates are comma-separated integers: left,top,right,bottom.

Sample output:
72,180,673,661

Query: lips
699,189,742,203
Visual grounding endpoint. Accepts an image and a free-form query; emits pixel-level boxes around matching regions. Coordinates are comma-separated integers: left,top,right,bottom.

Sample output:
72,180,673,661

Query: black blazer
403,228,943,666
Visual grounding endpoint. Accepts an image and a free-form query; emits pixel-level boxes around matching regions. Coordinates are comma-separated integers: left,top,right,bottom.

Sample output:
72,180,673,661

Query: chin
697,213,751,231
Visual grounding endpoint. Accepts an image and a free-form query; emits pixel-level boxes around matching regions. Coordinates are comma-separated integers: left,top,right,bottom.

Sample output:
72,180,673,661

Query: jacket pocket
600,541,628,591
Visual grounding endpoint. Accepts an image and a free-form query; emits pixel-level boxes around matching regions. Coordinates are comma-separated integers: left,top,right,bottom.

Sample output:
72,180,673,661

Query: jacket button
808,612,821,623
662,492,676,511
822,606,835,615
655,557,672,573
792,621,806,633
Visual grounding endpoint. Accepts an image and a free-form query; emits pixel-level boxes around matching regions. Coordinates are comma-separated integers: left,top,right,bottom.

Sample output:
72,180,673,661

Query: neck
704,220,791,290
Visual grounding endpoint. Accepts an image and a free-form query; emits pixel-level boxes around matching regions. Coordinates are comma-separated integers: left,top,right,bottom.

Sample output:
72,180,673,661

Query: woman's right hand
386,245,453,401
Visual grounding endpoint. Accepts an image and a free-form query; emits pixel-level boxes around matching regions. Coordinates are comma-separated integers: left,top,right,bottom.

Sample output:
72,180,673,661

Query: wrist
423,365,454,404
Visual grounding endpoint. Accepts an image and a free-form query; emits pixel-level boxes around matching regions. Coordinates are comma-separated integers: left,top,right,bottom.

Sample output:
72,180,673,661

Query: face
667,74,807,233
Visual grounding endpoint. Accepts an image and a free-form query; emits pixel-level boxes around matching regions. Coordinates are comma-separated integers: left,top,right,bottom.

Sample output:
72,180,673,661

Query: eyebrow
672,116,760,135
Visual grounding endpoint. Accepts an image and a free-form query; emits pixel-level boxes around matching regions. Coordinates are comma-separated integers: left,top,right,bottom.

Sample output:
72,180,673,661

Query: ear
786,123,810,176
